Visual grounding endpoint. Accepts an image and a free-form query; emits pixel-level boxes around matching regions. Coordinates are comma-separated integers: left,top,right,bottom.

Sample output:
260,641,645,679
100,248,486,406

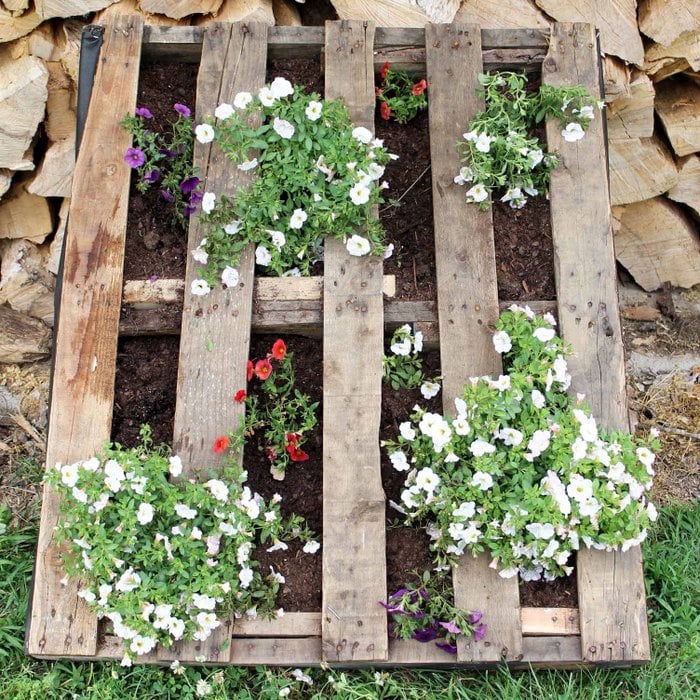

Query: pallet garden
27,16,652,669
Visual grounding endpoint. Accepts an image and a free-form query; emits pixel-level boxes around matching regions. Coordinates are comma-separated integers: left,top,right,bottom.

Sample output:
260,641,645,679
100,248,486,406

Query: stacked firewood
0,0,698,364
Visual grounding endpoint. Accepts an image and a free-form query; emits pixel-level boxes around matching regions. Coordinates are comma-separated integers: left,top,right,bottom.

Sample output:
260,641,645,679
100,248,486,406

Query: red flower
285,432,300,447
213,435,230,453
380,61,390,81
289,447,310,462
234,389,246,403
247,360,254,381
271,338,286,360
380,102,391,121
375,86,382,96
265,445,277,463
254,358,272,381
412,79,427,96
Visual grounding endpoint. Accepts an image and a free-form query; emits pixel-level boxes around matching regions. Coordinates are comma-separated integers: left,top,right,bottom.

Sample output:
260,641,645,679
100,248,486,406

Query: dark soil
115,56,571,612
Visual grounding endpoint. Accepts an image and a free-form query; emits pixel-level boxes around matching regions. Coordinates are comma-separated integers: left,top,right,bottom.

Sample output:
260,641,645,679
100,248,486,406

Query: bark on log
606,70,655,140
34,0,118,19
45,61,76,142
332,0,429,26
602,56,631,102
48,197,69,275
0,238,55,324
194,0,274,25
644,30,700,82
59,19,83,86
0,177,53,242
613,198,700,291
534,0,644,65
0,303,52,363
26,135,75,197
0,7,42,43
273,0,302,26
455,0,550,29
0,54,48,169
667,155,700,217
638,0,700,47
609,136,679,206
654,76,700,157
138,0,224,20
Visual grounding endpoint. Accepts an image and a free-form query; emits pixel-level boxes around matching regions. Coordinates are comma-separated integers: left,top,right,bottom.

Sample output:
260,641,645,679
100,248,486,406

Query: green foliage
382,324,425,390
455,71,600,209
375,62,428,124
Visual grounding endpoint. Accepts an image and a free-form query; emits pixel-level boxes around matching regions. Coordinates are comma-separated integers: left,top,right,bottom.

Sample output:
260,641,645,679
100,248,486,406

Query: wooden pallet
27,17,650,668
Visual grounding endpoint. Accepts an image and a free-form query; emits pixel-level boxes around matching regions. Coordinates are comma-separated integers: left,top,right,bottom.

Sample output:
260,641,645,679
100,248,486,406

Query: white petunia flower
465,183,488,203
258,86,276,106
349,182,371,205
562,122,585,142
224,220,242,235
201,191,216,213
351,126,373,144
273,117,295,139
454,166,474,185
452,501,476,519
390,337,411,356
115,568,141,592
390,451,410,472
453,416,471,436
346,234,371,256
383,242,394,260
168,455,182,477
270,76,294,99
255,246,272,267
305,100,322,120
489,374,511,392
233,91,253,109
499,427,523,446
72,487,88,503
573,105,595,120
421,380,441,399
195,123,215,144
190,279,211,297
399,422,416,441
192,593,217,610
60,463,79,488
492,330,512,354
292,669,314,685
415,467,440,492
221,266,240,288
526,522,555,539
367,162,385,180
471,471,494,490
239,567,254,588
205,479,229,503
237,158,258,171
214,102,234,120
527,429,551,458
469,439,496,457
474,132,495,152
531,389,546,409
289,208,307,229
303,540,321,554
137,502,154,525
192,245,208,265
174,502,197,519
533,327,555,342
567,474,593,503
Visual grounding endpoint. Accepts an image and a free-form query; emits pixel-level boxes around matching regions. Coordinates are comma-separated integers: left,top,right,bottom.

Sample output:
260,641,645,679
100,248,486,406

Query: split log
34,0,118,19
48,197,69,275
613,198,700,291
3,0,30,13
667,155,700,217
606,70,654,140
194,0,274,25
26,135,75,197
416,0,461,22
272,0,302,26
0,7,41,43
0,238,55,324
608,136,679,206
59,19,83,86
644,30,700,82
602,56,631,102
0,168,10,197
332,0,429,26
27,21,63,60
45,61,76,142
93,0,190,25
638,0,700,47
0,303,52,363
533,0,644,65
138,0,224,20
0,54,48,169
455,0,550,30
0,177,53,242
654,76,700,157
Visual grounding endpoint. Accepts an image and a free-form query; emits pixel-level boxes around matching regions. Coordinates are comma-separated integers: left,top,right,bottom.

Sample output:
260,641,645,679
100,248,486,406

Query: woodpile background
0,0,699,365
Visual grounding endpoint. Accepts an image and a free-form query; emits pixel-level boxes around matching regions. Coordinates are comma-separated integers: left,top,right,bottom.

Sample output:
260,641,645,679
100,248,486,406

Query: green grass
0,503,697,700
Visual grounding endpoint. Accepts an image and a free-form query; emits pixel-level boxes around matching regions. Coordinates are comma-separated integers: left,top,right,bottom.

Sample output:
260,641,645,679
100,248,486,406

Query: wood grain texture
426,22,522,664
521,607,580,635
544,22,650,664
26,15,143,658
162,21,267,664
322,20,388,664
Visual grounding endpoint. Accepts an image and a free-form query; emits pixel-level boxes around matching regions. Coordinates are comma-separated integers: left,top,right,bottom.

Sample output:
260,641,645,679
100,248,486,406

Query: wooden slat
228,637,322,665
521,607,580,636
322,19,388,664
233,612,321,637
426,22,523,664
159,21,268,664
26,15,143,659
544,22,650,664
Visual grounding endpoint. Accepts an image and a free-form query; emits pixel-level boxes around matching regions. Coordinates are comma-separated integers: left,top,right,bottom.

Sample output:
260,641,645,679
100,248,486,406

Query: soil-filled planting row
112,57,574,614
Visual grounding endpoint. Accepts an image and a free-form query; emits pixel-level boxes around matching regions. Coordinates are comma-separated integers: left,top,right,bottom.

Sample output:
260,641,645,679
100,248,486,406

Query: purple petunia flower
470,611,483,625
124,148,145,168
143,169,161,184
188,190,204,205
378,601,408,615
180,176,200,194
184,204,196,218
174,103,191,117
160,189,175,203
439,620,462,635
412,627,439,643
148,273,158,284
435,641,458,654
473,623,488,641
135,107,153,119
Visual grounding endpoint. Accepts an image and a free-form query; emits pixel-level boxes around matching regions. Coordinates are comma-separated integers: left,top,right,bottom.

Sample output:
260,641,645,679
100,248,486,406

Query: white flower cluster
48,437,320,667
386,307,658,581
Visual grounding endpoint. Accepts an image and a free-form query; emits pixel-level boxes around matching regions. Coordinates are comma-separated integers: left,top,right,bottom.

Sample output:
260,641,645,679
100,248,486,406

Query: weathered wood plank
26,15,143,659
160,21,268,664
233,612,321,637
322,19,388,664
544,22,650,665
426,22,522,664
521,607,580,636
